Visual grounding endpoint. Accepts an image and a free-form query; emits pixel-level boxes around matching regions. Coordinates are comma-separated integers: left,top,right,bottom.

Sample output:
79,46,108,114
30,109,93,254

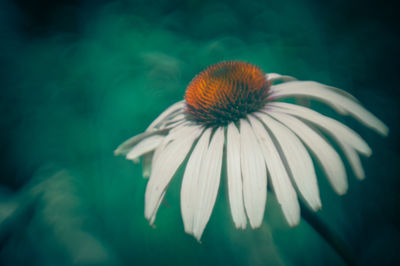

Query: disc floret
184,61,270,126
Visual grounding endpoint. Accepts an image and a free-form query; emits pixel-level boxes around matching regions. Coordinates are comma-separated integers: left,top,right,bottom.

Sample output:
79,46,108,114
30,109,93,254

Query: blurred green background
0,0,399,265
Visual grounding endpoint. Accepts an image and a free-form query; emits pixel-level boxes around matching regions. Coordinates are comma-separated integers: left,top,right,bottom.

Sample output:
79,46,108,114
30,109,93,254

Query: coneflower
115,61,388,242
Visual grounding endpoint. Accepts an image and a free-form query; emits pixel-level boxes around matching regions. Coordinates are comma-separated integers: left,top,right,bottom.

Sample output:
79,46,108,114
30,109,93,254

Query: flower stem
300,202,356,266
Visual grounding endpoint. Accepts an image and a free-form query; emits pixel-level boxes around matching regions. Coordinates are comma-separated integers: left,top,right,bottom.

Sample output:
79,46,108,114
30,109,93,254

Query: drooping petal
145,124,203,224
162,113,186,129
268,81,389,136
249,114,307,224
255,113,305,225
114,128,168,156
267,102,372,156
267,102,368,180
146,101,185,131
117,101,185,172
151,122,190,163
267,111,348,195
341,144,365,180
126,135,164,161
192,127,225,240
142,152,153,178
181,128,212,234
267,73,297,83
239,119,267,228
226,123,247,229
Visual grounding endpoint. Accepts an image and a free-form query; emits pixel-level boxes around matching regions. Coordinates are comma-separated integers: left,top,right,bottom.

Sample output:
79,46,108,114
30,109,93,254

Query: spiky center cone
184,61,270,127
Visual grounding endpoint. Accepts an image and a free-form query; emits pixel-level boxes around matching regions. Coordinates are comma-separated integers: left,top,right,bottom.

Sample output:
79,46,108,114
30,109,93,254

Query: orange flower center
184,61,270,126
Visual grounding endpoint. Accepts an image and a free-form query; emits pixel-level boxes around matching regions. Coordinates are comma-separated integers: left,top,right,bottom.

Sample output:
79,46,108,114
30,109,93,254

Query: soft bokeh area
1,0,399,265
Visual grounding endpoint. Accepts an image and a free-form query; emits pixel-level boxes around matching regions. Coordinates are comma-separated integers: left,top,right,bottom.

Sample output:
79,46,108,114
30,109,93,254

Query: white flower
115,61,388,241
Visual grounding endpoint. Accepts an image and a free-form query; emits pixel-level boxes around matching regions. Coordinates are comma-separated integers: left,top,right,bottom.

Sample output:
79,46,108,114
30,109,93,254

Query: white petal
249,116,310,226
267,102,372,156
142,152,153,178
253,113,303,225
267,102,366,179
267,73,297,83
117,101,185,157
192,127,225,240
226,123,247,229
268,102,368,180
267,111,348,195
240,119,267,228
341,144,365,180
126,135,164,161
146,101,185,131
162,113,186,129
181,128,212,234
114,128,168,156
269,81,389,136
145,124,203,224
151,121,191,163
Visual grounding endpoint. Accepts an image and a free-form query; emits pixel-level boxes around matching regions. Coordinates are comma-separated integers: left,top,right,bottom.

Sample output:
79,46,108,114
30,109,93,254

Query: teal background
0,0,399,265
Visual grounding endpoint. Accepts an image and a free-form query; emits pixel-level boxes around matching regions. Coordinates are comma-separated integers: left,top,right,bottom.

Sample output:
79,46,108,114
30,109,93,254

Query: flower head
115,61,388,241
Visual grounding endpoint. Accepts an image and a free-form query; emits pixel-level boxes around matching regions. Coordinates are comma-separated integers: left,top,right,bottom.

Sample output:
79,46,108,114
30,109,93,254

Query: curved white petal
151,122,190,163
267,102,368,180
126,135,164,161
240,119,267,228
162,113,186,129
267,102,372,156
268,111,348,195
255,113,304,225
341,144,365,180
250,114,312,221
226,123,247,229
116,101,185,159
192,127,225,240
145,124,203,224
142,152,153,178
268,81,389,136
146,101,185,131
114,128,168,156
181,128,212,234
266,102,372,179
267,73,297,83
